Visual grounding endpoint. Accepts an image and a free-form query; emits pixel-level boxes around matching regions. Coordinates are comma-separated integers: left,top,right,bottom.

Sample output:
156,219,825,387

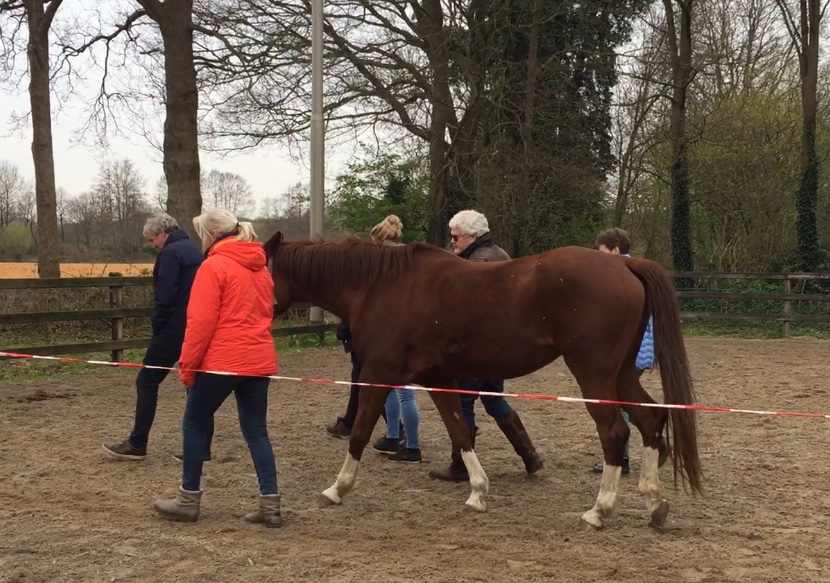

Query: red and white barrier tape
1,350,829,420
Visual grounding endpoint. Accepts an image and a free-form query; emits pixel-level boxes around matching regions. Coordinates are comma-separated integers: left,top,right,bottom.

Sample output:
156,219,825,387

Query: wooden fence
1,271,828,363
670,271,830,336
0,274,337,361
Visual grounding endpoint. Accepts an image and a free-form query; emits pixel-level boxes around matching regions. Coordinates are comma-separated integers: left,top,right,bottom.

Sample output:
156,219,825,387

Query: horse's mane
272,237,436,295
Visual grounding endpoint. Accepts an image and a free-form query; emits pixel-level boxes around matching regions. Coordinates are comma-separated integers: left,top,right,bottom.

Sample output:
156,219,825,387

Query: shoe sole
155,511,199,523
102,444,145,461
325,431,350,440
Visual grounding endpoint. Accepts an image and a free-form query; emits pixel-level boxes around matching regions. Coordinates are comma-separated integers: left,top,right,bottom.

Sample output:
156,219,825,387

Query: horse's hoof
580,518,602,531
464,497,487,512
649,501,670,530
317,492,340,508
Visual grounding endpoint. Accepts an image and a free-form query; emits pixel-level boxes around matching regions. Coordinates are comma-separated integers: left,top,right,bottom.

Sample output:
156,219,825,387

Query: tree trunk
139,0,202,236
24,0,62,278
664,0,695,273
420,0,455,246
512,0,543,257
795,0,821,270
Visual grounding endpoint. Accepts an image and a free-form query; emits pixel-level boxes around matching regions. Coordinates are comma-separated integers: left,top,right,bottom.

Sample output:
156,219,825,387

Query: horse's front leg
319,384,390,507
428,391,490,512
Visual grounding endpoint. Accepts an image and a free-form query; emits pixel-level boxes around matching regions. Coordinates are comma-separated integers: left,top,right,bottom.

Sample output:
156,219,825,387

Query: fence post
783,277,792,337
109,273,124,362
309,305,325,346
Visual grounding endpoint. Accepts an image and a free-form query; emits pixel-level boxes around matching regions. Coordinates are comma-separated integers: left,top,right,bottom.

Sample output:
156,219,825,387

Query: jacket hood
209,238,267,271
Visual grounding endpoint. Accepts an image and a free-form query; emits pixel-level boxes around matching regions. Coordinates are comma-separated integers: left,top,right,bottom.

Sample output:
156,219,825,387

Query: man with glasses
428,209,544,482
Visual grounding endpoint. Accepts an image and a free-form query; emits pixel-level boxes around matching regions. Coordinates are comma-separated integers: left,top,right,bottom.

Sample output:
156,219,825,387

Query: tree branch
774,0,803,55
58,9,147,61
134,0,162,23
42,0,63,29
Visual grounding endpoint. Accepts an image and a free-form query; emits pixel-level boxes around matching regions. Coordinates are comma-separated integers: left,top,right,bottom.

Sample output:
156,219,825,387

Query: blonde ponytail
236,221,257,243
193,209,258,251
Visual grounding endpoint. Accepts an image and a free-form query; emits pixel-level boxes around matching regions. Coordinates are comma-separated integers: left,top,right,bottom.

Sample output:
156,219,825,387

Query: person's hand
179,368,195,388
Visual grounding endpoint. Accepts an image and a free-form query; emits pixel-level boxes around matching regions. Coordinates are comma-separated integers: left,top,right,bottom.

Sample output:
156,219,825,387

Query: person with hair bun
327,215,423,463
366,215,422,463
369,214,403,243
153,209,282,528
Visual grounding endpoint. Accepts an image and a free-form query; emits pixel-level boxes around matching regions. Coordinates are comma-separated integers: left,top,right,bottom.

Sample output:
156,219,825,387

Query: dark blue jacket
151,229,204,337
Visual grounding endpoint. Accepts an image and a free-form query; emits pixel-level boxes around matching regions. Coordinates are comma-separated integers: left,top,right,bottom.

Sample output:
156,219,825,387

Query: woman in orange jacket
154,209,281,528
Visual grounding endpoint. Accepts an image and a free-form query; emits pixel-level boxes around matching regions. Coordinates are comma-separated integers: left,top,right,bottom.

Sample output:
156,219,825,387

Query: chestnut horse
263,232,702,530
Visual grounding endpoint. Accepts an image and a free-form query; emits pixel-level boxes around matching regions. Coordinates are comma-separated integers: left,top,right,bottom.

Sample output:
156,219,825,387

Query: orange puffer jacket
178,236,277,387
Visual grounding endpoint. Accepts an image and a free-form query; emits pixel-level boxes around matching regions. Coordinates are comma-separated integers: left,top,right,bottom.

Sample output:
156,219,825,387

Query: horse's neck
291,280,362,323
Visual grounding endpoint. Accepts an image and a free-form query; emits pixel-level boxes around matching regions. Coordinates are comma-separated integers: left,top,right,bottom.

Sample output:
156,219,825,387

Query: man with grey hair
104,212,204,461
428,209,544,481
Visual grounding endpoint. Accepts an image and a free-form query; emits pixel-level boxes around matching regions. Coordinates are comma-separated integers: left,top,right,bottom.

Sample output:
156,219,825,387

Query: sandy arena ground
1,337,829,583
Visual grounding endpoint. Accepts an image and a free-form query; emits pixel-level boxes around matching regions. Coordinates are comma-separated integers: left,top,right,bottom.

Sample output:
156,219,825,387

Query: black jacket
151,230,204,336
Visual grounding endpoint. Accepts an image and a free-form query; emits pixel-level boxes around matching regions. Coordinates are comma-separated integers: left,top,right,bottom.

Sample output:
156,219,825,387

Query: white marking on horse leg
461,450,489,512
581,464,622,529
639,446,667,515
321,453,360,505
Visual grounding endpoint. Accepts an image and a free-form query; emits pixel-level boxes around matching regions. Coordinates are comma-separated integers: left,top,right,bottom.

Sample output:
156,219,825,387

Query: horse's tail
625,258,703,496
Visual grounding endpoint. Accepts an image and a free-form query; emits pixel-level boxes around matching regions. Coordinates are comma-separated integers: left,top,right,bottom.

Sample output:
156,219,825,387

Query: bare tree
0,0,65,276
93,158,149,258
202,169,255,216
607,4,674,231
64,190,101,248
259,195,282,219
0,160,29,227
193,0,499,245
58,0,202,236
153,175,167,212
775,0,829,270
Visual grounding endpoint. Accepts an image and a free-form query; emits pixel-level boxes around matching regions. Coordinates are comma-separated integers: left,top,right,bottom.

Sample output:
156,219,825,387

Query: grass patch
680,321,830,340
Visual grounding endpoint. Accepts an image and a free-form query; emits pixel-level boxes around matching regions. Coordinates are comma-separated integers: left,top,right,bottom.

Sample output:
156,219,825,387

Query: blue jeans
456,378,513,431
385,388,420,449
129,332,184,450
621,410,630,459
181,373,278,495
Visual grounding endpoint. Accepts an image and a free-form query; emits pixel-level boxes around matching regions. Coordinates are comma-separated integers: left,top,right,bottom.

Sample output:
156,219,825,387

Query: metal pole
309,0,325,326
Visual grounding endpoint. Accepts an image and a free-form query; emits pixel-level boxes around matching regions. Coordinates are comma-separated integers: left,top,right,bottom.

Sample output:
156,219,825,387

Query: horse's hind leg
618,368,670,529
581,401,629,529
566,356,629,530
428,390,489,512
320,384,390,507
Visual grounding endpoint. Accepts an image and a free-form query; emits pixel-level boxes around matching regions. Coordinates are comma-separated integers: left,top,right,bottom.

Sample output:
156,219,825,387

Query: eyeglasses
450,234,469,242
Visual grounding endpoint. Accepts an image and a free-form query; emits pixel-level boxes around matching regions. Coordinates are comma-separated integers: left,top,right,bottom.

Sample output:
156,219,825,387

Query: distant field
0,262,155,278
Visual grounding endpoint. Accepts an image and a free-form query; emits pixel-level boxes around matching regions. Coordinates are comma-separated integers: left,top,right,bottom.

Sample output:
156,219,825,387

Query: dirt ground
2,337,830,583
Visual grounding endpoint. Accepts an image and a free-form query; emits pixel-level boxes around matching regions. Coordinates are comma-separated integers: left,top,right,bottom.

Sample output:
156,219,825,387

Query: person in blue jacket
104,213,204,461
592,228,655,476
